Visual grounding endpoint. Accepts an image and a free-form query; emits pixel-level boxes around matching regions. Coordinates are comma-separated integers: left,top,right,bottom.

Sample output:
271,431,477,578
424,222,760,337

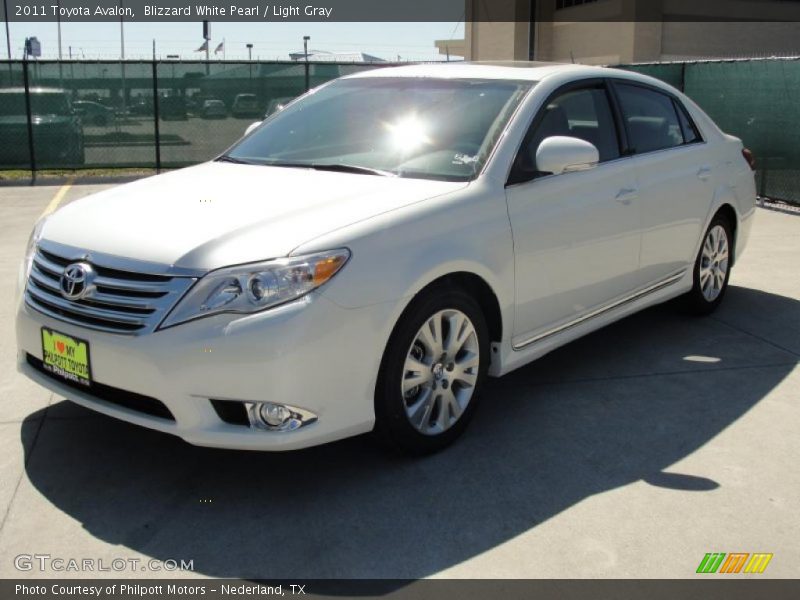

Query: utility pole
246,43,253,61
3,0,11,60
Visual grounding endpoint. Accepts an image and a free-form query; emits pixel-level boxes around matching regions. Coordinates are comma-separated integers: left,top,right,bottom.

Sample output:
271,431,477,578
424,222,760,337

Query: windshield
224,77,534,181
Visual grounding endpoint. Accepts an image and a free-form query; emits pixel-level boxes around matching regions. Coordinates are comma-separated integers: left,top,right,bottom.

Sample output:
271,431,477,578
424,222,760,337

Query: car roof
343,61,613,82
341,61,686,100
342,61,675,88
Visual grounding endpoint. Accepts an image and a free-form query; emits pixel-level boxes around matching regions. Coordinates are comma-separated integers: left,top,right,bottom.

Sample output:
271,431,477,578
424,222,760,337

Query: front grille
26,354,175,421
25,243,197,335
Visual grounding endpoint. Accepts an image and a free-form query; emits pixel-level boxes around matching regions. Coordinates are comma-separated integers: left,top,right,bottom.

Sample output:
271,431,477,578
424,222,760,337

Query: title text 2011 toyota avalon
15,63,756,454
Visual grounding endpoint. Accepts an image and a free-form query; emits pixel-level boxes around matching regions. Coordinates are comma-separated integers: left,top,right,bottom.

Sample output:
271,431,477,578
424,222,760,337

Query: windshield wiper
216,155,256,165
266,161,396,177
308,163,397,177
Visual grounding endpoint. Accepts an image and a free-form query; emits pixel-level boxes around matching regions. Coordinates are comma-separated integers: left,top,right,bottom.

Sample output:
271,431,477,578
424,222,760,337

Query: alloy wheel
401,309,480,435
699,224,730,302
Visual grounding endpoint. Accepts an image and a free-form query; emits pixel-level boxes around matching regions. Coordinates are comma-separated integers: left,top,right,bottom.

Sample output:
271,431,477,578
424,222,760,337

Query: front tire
374,285,489,455
683,214,733,315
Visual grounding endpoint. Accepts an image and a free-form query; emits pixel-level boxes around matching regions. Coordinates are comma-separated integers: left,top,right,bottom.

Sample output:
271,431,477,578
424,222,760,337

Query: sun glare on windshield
385,114,431,154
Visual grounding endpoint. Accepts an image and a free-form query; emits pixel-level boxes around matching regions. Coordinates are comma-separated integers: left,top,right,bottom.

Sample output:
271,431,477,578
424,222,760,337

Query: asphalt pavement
0,180,797,579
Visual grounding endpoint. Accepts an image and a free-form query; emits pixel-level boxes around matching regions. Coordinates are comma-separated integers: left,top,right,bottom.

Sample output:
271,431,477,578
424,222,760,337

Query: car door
610,80,712,285
505,80,644,347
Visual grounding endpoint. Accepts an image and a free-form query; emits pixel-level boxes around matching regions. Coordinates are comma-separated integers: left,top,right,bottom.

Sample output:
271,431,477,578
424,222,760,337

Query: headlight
23,215,49,281
159,249,350,329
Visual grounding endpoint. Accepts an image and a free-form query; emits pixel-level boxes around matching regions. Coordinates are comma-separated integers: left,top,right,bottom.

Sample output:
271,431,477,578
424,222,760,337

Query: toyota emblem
60,262,95,300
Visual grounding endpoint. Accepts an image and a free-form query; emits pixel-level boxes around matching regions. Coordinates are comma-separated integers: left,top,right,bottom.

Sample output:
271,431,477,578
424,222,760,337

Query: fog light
245,401,317,432
260,402,290,427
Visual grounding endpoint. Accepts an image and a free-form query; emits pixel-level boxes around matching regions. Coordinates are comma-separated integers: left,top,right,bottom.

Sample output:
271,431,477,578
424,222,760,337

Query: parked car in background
263,96,294,118
128,97,153,117
200,99,227,119
73,100,115,126
232,93,260,118
17,64,756,454
0,87,84,167
159,94,187,120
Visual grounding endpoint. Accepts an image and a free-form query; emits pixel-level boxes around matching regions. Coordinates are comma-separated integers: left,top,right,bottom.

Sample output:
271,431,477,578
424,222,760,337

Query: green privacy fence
0,59,390,172
617,57,800,203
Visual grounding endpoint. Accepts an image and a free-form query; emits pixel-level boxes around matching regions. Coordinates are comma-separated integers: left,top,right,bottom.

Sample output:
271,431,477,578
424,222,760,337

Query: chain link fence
1,57,798,204
617,57,800,204
0,59,389,172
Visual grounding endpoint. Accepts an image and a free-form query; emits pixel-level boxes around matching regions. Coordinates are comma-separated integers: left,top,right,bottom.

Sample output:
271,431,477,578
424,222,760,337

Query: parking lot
0,180,798,579
82,116,256,167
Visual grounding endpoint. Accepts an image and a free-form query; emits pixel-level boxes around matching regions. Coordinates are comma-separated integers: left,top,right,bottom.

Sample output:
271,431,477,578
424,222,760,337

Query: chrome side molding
513,269,687,350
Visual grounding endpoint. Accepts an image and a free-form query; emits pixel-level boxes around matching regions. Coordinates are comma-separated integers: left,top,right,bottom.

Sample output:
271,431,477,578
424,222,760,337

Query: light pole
55,0,64,84
56,0,62,59
303,35,310,91
202,20,210,75
119,0,127,116
119,0,125,59
246,43,253,61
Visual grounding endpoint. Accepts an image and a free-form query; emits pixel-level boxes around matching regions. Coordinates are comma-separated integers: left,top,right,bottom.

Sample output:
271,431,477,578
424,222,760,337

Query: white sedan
16,63,756,454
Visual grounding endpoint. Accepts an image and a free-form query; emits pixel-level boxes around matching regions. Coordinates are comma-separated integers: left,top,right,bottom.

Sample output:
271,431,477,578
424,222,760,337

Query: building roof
288,49,385,63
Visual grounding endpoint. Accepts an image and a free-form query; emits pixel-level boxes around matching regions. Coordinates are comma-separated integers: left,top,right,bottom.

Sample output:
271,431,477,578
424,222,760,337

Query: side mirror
244,121,262,136
535,136,599,175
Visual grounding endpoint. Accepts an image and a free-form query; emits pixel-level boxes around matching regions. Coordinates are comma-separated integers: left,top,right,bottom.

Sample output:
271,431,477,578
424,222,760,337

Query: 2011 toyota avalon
15,63,756,454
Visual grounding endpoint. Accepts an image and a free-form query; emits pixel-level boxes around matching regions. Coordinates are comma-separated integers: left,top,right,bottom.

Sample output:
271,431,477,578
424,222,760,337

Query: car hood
41,162,468,271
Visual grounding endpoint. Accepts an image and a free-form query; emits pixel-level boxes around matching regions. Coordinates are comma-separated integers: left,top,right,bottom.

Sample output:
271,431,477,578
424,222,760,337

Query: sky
0,21,465,61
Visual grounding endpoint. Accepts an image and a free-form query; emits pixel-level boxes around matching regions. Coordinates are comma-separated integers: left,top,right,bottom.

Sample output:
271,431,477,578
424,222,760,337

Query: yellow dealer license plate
41,328,92,387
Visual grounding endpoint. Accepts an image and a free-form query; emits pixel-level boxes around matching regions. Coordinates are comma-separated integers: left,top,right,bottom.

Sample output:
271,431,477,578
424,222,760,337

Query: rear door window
675,101,702,144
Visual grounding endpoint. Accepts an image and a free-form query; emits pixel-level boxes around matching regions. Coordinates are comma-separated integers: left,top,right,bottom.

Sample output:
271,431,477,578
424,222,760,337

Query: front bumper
16,292,395,451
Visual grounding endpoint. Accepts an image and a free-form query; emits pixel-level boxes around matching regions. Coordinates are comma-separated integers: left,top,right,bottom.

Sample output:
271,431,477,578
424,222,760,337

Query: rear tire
682,213,733,315
374,285,489,455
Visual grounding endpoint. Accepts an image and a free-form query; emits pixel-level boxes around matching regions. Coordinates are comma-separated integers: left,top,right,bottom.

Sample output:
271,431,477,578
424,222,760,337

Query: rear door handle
697,166,712,181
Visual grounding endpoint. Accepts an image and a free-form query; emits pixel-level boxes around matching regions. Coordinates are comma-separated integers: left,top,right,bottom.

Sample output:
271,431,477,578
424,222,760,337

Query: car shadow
20,285,799,579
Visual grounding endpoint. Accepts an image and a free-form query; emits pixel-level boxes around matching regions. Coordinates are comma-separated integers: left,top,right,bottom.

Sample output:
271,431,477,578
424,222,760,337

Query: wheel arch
704,182,741,268
376,271,505,390
373,270,503,446
712,203,739,265
388,271,503,346
430,272,503,344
